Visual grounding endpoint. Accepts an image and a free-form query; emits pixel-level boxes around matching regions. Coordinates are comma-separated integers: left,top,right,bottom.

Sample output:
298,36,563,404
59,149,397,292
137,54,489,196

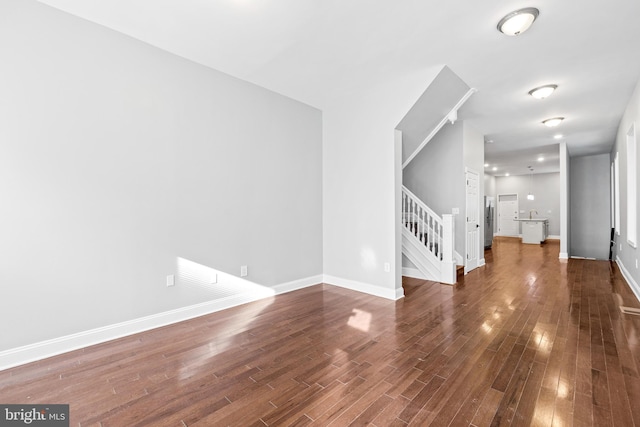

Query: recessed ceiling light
505,173,510,176
497,8,540,36
485,163,489,167
528,84,558,99
538,157,544,162
485,139,494,144
542,117,564,127
554,134,564,139
492,167,498,171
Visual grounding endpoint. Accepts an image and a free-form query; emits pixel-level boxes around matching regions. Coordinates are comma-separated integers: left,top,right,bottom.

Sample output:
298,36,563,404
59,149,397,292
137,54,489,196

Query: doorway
465,169,479,273
498,194,519,236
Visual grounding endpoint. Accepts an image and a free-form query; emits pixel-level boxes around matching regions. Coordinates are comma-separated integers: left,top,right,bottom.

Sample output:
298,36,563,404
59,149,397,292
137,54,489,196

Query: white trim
0,275,322,371
616,256,640,303
272,274,323,295
496,193,520,237
322,275,403,300
465,167,480,274
402,88,476,169
559,252,569,260
402,267,428,280
548,235,561,240
479,258,486,267
454,251,464,266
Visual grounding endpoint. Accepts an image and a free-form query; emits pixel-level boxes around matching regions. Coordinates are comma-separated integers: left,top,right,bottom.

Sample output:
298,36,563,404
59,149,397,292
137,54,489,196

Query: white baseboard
548,235,561,240
616,257,640,303
322,274,403,300
273,274,323,295
0,274,322,372
559,252,569,259
402,267,428,280
479,258,486,267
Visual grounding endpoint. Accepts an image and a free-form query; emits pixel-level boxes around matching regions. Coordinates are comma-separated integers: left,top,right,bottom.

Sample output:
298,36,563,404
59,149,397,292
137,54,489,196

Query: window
627,124,637,247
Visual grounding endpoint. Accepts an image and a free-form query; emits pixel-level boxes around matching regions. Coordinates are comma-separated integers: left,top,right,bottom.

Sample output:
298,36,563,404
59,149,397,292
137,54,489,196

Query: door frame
497,193,519,236
465,168,480,274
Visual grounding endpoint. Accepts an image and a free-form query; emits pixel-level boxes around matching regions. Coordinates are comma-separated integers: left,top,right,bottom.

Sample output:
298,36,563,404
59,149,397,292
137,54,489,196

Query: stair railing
401,186,455,283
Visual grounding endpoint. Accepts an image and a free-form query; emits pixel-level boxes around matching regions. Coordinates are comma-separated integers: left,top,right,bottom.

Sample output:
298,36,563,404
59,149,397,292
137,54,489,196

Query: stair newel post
440,214,456,284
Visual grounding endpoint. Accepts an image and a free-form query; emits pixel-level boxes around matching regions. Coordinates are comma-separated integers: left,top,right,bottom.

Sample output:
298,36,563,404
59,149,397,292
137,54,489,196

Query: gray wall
495,173,561,236
398,67,470,164
611,76,640,291
570,154,611,259
0,1,323,350
403,121,465,257
560,142,570,258
463,123,485,263
484,174,496,199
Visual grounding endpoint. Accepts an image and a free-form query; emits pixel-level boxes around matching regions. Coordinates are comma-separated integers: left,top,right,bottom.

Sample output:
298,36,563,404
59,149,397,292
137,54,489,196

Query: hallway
1,238,640,426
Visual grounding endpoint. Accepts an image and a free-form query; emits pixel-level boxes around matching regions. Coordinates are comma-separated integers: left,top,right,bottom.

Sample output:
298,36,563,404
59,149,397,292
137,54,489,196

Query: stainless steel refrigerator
484,196,495,249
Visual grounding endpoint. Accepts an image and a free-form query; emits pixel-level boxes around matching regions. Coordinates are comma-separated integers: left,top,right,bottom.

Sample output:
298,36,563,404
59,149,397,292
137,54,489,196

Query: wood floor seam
2,238,640,426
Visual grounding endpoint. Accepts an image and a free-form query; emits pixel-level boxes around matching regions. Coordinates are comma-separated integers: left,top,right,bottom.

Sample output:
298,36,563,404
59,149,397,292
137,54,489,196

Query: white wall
611,77,640,296
402,121,465,256
570,154,611,259
495,173,561,236
0,1,323,352
322,65,443,299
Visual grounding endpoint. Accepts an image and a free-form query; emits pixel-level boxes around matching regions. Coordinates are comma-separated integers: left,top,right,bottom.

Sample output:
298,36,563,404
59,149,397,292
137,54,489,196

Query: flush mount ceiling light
554,134,564,139
497,7,540,36
542,117,564,127
528,84,558,99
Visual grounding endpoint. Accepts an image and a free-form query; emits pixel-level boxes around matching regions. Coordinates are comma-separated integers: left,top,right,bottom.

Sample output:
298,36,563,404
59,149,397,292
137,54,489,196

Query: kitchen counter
514,218,549,244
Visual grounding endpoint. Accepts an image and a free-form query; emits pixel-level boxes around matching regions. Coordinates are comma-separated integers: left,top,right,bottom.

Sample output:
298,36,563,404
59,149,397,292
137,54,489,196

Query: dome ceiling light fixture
528,84,558,99
497,7,540,36
542,117,564,127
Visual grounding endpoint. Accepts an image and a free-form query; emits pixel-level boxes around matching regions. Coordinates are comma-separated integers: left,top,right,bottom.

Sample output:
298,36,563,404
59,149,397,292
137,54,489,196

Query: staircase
402,186,456,284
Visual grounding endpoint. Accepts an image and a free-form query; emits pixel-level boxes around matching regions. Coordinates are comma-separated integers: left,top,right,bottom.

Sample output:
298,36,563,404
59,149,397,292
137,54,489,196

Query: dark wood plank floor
3,237,640,426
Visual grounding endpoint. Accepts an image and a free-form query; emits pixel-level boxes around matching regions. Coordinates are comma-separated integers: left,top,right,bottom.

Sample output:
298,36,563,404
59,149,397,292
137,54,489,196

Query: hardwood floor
3,237,640,426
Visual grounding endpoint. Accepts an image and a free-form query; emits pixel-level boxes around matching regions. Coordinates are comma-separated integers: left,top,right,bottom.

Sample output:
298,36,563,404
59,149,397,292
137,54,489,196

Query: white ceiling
37,0,640,176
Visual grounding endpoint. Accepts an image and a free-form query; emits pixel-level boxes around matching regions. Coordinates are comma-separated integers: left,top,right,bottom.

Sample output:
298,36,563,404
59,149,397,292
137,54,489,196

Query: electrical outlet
240,266,248,277
384,262,391,273
166,274,175,287
636,259,638,269
452,208,460,214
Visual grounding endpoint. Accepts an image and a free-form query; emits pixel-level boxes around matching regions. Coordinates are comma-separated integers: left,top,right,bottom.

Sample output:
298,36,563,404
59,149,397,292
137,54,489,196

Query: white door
466,169,479,273
498,194,519,236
